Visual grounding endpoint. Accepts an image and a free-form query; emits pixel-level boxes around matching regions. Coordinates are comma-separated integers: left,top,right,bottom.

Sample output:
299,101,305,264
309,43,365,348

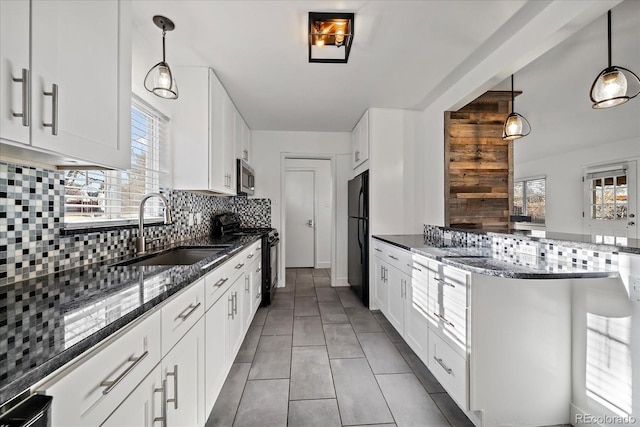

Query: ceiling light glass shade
503,112,531,140
590,66,639,108
144,62,178,99
308,12,354,63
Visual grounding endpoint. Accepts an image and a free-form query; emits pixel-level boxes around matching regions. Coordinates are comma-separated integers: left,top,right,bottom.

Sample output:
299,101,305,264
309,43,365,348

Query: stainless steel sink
116,247,228,267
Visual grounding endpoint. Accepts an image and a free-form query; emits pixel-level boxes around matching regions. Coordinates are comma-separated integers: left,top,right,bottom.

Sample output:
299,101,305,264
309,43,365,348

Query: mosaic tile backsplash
0,162,271,286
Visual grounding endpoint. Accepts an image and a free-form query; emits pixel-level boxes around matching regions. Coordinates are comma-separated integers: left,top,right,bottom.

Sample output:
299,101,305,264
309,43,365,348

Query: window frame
513,175,546,225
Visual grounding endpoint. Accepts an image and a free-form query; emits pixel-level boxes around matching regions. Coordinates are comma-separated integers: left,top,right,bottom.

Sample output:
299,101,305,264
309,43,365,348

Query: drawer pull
257,246,261,250
433,356,453,374
256,292,262,300
100,350,149,394
388,255,399,261
235,262,245,269
374,248,382,252
176,302,202,322
214,277,229,288
153,382,167,426
42,83,58,135
436,279,455,288
247,253,254,259
256,267,261,272
233,292,238,315
409,263,422,272
433,312,455,328
414,261,429,270
166,365,178,409
228,295,234,318
12,68,30,126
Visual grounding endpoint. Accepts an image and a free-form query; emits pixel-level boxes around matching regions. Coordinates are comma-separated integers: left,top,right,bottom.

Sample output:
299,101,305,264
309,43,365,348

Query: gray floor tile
262,309,293,336
336,287,364,308
376,373,450,427
313,276,331,287
296,274,314,284
294,296,320,316
350,425,397,427
431,392,475,427
288,399,341,427
290,346,335,400
346,307,384,333
251,307,268,326
270,292,294,309
374,312,404,343
235,324,263,363
395,341,445,394
323,323,364,359
357,332,412,374
295,268,313,274
319,301,350,324
281,281,296,291
233,379,289,427
248,335,292,380
315,287,340,302
295,283,316,297
312,268,329,277
206,363,251,427
330,358,394,426
293,316,325,346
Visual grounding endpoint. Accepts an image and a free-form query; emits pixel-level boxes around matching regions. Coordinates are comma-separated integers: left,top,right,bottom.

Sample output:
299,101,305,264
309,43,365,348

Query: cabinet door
242,272,253,332
209,69,227,193
235,110,244,160
252,259,262,312
163,319,206,427
242,119,251,163
205,297,227,417
358,110,369,163
101,365,163,427
351,121,361,169
223,95,236,195
404,276,429,360
386,265,405,334
225,275,245,364
31,0,131,169
374,257,388,313
0,0,30,145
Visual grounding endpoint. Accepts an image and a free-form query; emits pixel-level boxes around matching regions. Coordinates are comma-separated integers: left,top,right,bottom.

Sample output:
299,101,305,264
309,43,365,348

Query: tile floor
205,268,474,427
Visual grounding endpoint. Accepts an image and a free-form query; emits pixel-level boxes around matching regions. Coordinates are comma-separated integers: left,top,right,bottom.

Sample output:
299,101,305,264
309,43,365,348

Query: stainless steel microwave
236,159,255,195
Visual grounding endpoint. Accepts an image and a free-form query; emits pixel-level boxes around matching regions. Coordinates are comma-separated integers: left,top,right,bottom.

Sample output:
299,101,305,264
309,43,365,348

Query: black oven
0,393,53,427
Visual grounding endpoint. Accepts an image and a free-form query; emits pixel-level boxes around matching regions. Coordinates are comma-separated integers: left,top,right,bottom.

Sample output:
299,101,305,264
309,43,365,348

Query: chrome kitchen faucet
137,192,173,254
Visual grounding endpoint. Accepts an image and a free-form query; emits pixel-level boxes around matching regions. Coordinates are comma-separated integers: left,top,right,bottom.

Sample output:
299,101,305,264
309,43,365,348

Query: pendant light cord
607,10,612,68
511,74,515,113
162,29,167,63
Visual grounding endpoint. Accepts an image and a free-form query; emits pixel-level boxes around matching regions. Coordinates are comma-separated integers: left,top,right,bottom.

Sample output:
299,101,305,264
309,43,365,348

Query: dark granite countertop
374,235,620,279
0,233,264,405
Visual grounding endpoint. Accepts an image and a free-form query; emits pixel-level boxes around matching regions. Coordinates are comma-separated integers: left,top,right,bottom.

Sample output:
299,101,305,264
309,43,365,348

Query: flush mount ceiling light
144,15,179,99
590,10,640,109
308,12,354,63
503,74,531,141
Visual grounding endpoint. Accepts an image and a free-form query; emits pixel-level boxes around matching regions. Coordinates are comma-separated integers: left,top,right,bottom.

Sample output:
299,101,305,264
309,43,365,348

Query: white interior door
286,170,315,268
583,161,637,239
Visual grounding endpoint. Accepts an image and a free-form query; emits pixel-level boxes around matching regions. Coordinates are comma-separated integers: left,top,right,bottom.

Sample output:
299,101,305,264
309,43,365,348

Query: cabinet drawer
43,310,161,427
428,328,468,410
161,279,205,356
410,254,433,284
374,240,412,275
372,240,387,259
205,262,233,310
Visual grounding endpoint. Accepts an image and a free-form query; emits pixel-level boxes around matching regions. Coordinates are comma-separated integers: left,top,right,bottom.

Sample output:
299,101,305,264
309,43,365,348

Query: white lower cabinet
163,319,206,427
225,275,245,363
101,365,163,427
428,328,468,409
205,293,228,416
403,272,429,360
386,265,406,333
251,258,262,313
373,256,388,312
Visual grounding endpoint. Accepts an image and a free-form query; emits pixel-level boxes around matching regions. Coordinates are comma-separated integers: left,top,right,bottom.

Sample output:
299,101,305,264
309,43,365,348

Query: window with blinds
63,98,168,226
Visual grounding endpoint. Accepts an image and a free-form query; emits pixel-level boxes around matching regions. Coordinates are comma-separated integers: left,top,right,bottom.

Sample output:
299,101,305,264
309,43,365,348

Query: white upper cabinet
235,111,251,163
172,66,237,195
0,0,132,170
351,110,369,169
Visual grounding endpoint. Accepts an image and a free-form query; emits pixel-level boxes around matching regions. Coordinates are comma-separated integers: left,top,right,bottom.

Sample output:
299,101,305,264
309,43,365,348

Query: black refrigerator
348,170,369,307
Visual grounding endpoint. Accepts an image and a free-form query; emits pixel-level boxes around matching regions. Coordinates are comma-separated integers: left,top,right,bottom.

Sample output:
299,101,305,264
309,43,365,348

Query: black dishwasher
0,394,53,427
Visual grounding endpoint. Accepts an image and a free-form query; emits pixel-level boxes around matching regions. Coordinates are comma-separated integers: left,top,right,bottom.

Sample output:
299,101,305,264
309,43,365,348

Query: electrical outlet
519,244,538,257
196,212,202,225
188,213,194,227
443,231,452,243
630,276,640,303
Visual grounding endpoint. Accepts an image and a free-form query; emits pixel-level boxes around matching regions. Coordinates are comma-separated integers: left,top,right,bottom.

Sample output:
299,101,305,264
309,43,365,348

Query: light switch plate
630,276,640,303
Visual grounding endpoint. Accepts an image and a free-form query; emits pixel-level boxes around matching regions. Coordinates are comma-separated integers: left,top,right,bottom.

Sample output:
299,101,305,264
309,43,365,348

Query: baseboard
333,278,349,287
316,261,331,269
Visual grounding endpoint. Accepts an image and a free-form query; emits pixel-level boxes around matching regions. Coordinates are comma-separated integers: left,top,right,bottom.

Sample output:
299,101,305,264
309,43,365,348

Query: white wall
284,159,331,269
251,130,351,285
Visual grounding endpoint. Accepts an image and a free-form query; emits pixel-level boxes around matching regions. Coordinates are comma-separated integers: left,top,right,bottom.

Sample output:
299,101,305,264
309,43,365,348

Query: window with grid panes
587,168,628,220
513,177,546,224
63,97,168,226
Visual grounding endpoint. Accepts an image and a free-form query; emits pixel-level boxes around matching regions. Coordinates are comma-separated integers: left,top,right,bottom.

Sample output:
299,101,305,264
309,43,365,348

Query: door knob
629,222,636,226
306,220,314,227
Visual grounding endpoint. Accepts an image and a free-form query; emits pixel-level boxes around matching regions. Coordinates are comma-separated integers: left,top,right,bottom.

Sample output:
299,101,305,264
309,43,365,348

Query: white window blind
64,98,168,226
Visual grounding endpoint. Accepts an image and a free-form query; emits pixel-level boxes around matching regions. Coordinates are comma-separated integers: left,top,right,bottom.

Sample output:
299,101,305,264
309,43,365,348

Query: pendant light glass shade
590,10,640,109
144,16,178,100
503,75,531,140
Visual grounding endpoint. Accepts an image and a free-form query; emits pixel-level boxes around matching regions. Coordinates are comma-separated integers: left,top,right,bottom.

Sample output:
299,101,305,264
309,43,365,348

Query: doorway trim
284,168,317,268
280,152,337,287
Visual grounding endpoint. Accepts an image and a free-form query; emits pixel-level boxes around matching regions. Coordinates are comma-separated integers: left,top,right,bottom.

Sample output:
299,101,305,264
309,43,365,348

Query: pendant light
590,10,640,108
503,75,531,141
144,15,179,100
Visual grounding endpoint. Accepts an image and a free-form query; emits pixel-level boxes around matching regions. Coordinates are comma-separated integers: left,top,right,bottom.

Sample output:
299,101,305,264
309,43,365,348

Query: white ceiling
131,0,527,132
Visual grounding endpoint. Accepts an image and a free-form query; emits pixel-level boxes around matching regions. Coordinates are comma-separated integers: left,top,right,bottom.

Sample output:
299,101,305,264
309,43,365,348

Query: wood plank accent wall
444,91,519,232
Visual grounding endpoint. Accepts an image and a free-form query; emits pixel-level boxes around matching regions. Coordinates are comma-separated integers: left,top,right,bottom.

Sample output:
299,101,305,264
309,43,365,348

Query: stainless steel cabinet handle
433,312,455,328
243,149,248,160
256,292,261,300
436,279,455,288
233,292,238,315
235,262,245,269
257,246,261,250
214,277,229,288
228,295,233,318
409,263,422,272
12,68,30,126
388,255,398,261
100,350,149,394
42,83,58,135
166,365,178,409
629,221,636,226
256,267,261,273
401,279,405,298
153,382,167,427
175,302,201,322
245,276,250,292
355,150,360,162
374,248,382,253
247,253,254,259
433,356,452,374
